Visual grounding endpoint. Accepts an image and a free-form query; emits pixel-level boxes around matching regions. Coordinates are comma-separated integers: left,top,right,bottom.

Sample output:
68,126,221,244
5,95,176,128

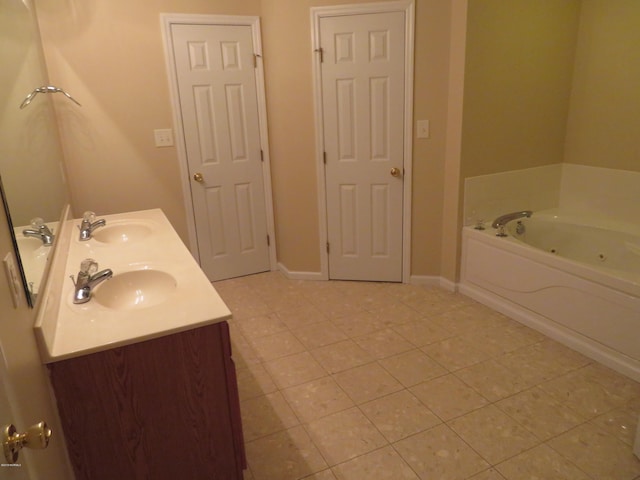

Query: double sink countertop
34,208,231,363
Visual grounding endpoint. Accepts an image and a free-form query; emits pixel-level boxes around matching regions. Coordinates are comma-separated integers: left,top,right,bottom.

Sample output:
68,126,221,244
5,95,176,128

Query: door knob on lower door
193,173,204,183
390,167,401,177
2,421,52,463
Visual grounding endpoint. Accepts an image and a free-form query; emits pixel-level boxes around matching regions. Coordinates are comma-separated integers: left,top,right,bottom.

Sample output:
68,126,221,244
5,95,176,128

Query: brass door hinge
315,48,324,63
253,53,262,68
267,234,270,246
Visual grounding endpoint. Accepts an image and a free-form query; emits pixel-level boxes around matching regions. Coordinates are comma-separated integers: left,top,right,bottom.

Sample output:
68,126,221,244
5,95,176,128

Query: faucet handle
30,217,45,229
80,258,98,275
82,211,96,223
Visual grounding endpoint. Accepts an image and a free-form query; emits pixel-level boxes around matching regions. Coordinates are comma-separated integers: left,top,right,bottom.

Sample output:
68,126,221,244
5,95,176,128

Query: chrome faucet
71,258,113,304
78,211,106,241
491,210,533,237
22,218,55,246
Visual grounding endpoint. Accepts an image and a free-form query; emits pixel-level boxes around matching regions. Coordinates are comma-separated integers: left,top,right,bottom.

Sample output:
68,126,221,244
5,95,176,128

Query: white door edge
311,0,415,283
161,13,277,271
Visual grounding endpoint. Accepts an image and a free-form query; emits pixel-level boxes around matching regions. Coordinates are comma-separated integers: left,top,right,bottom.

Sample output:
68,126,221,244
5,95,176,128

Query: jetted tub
460,213,640,381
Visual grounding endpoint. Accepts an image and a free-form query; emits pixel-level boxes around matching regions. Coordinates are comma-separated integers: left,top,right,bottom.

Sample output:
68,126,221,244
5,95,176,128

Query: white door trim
311,1,415,283
161,14,277,270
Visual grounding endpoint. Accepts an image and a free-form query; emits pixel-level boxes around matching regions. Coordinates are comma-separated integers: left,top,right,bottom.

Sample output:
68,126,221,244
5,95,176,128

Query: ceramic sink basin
93,269,177,310
91,222,154,245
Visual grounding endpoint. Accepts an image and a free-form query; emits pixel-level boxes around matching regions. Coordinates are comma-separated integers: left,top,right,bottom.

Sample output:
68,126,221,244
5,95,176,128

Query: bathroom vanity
34,208,245,479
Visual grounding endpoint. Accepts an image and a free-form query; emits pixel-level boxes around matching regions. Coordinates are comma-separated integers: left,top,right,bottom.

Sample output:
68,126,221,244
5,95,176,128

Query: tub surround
464,163,640,229
34,208,231,363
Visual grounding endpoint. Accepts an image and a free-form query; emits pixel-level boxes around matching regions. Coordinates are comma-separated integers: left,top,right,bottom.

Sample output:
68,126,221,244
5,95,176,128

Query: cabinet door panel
49,322,242,480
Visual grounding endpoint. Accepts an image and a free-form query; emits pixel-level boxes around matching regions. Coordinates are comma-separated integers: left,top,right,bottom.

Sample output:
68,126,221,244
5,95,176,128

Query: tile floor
214,272,640,480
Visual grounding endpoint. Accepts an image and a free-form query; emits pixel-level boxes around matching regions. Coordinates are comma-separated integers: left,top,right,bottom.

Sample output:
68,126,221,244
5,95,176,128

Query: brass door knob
193,173,204,183
2,421,52,463
390,167,401,177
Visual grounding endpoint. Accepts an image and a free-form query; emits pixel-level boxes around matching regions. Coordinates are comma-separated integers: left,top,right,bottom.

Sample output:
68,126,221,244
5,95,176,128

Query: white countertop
34,209,231,363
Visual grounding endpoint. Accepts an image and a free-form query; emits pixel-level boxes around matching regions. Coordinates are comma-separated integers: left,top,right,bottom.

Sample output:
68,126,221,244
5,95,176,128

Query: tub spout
492,211,533,237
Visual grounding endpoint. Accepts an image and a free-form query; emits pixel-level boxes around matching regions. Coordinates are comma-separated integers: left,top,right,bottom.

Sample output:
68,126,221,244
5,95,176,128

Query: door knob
193,173,204,183
390,167,401,177
2,421,52,463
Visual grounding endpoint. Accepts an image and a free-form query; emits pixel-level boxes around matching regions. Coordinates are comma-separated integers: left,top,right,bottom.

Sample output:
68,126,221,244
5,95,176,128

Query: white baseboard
277,262,325,281
410,275,457,292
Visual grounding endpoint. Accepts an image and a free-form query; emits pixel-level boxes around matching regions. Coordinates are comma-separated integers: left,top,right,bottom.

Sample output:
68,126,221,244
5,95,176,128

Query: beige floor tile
241,392,300,441
282,377,354,423
332,311,386,338
455,359,529,402
581,363,640,405
312,295,366,320
245,425,328,480
291,321,349,350
548,423,640,480
371,301,424,327
331,445,419,479
495,386,585,440
360,390,441,442
276,303,328,330
394,424,489,480
410,374,488,421
237,363,278,401
428,304,511,336
467,469,506,480
590,405,639,446
496,444,591,480
301,470,338,480
422,336,491,371
379,349,447,387
353,329,415,359
238,313,289,339
393,319,453,347
264,351,327,389
226,295,272,320
231,332,263,369
249,331,307,362
496,345,572,386
449,404,539,465
305,407,387,466
404,296,459,317
460,324,544,357
310,340,374,374
334,363,403,404
539,367,628,419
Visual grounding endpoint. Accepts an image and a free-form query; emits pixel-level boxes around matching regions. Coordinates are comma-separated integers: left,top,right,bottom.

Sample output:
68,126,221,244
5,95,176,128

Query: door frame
311,1,415,283
161,14,277,270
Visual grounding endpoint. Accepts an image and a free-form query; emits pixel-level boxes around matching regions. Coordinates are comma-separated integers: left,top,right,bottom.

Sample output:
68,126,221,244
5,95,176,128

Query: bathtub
459,213,640,381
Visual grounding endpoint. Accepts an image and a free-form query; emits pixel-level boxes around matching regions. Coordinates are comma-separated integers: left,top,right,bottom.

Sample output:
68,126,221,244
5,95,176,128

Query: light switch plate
3,252,22,308
417,120,430,139
154,129,174,147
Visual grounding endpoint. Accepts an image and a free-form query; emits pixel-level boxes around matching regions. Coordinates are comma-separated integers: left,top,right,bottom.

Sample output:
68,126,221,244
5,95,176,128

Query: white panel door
320,12,405,281
171,23,270,281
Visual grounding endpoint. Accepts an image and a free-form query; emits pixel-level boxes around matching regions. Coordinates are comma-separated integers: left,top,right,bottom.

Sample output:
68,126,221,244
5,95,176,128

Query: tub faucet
78,211,106,241
492,210,533,237
22,218,55,246
71,258,113,304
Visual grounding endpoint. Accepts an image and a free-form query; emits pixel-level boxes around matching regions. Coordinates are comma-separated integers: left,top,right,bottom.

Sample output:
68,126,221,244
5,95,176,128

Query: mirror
0,0,70,306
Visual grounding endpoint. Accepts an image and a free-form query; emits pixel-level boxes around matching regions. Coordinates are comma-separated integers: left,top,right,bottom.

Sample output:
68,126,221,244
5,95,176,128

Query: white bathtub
459,214,640,381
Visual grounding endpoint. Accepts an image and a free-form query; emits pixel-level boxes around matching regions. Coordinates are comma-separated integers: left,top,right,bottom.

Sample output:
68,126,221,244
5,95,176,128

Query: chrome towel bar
20,85,81,109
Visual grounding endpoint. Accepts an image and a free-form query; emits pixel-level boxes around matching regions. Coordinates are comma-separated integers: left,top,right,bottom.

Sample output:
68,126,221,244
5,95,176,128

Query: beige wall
36,0,456,278
564,0,640,172
461,0,580,179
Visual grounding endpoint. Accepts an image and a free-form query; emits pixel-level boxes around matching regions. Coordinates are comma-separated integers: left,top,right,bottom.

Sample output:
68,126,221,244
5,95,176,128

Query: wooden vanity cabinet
48,321,246,480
